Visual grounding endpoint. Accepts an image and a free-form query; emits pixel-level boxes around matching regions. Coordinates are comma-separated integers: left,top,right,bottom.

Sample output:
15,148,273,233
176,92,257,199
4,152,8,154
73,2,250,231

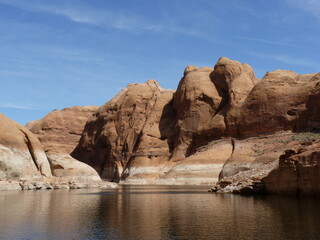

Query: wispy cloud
235,36,319,51
286,0,320,20
0,103,38,110
0,0,198,35
250,52,320,70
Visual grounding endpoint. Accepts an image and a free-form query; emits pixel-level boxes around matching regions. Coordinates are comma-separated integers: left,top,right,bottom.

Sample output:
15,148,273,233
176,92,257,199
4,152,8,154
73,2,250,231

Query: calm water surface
1,185,320,240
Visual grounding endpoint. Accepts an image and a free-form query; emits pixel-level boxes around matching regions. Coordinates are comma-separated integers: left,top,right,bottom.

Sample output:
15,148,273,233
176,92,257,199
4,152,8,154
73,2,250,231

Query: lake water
1,185,320,240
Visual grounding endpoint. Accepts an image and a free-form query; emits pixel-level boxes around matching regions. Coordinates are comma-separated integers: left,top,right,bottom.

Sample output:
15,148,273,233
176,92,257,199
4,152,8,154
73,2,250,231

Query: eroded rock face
28,106,101,182
236,71,319,136
263,139,320,195
172,57,258,159
72,80,175,181
0,113,52,181
72,57,320,191
212,132,320,194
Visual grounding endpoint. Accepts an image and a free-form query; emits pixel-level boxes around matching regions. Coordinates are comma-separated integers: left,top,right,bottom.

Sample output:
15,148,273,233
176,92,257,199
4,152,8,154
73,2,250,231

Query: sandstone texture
72,80,176,182
27,106,101,182
0,113,52,181
28,106,99,153
71,57,320,194
3,56,319,194
263,135,320,195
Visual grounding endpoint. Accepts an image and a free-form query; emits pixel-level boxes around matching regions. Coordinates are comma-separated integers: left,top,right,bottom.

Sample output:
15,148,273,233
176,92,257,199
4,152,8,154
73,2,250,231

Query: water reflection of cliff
1,187,320,239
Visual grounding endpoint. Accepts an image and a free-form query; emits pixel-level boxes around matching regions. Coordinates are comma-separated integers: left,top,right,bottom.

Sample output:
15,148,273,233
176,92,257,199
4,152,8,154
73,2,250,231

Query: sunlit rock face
27,106,99,153
172,57,258,160
27,106,101,182
0,113,51,181
72,80,176,182
72,57,320,192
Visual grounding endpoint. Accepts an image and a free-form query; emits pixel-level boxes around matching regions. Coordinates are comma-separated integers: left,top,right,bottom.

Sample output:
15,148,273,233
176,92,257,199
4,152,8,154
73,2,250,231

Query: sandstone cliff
27,106,101,182
4,56,318,194
70,57,320,194
0,107,118,191
71,80,176,183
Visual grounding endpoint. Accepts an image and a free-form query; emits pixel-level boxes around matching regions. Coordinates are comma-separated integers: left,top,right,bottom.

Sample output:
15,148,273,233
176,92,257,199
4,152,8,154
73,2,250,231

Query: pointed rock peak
145,79,164,91
145,79,159,86
183,65,213,76
184,65,199,75
215,56,240,66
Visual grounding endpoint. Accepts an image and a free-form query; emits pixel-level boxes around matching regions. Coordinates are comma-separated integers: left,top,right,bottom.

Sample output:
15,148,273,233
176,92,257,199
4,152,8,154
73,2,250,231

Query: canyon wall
71,57,320,193
0,107,118,190
27,106,101,182
2,56,319,194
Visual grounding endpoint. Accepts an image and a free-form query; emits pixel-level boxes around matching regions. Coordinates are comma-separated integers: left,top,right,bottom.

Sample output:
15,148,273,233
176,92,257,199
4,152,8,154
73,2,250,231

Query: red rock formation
28,106,98,153
27,106,101,182
235,71,319,136
68,57,320,193
263,138,320,195
0,111,119,190
172,57,258,159
72,80,175,182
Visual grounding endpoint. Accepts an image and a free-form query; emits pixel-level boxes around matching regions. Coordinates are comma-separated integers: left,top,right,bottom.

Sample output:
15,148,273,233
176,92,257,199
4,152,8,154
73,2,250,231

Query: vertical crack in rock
20,129,40,172
231,137,235,154
119,86,160,180
218,137,235,180
120,131,143,180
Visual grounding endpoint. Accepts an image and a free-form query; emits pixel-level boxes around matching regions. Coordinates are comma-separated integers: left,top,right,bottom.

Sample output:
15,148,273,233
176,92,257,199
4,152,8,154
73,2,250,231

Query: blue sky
0,0,319,125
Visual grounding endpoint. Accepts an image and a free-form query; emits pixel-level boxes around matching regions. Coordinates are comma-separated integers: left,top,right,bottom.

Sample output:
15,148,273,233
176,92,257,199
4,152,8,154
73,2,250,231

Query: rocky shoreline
0,180,118,191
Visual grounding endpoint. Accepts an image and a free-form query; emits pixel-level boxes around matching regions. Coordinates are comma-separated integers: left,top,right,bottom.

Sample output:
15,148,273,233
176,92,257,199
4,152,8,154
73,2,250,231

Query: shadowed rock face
27,106,101,182
71,57,320,192
0,113,51,181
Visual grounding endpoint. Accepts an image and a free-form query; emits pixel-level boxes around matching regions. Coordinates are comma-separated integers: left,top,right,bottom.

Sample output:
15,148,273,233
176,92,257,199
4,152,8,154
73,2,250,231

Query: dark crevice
218,137,236,180
231,137,235,154
120,131,143,180
213,88,229,118
197,93,214,107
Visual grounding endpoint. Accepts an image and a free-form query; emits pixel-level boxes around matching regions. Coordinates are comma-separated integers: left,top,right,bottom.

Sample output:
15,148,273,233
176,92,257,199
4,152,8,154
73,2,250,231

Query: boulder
263,139,320,195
